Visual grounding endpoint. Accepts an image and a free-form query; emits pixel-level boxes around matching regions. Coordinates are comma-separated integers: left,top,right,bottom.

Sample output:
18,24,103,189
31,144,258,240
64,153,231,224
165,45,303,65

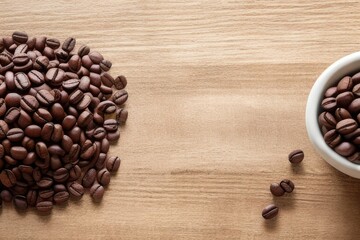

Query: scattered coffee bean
270,183,285,196
262,204,278,219
280,179,295,193
288,149,304,164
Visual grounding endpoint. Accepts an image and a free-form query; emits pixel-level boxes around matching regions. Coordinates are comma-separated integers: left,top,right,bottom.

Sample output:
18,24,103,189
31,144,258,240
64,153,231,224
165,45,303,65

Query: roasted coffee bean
107,131,120,142
335,108,352,121
288,149,304,164
90,72,101,87
262,204,278,219
36,142,50,160
7,128,24,142
337,76,353,93
46,38,60,49
78,45,90,57
319,112,337,129
39,189,54,199
96,153,107,170
77,111,93,128
62,37,76,52
43,46,55,60
13,195,28,210
321,97,336,111
50,103,66,122
114,75,127,90
76,94,91,111
69,89,84,105
13,53,30,65
62,78,80,92
36,89,55,106
270,183,285,196
68,55,81,72
53,168,69,183
26,190,37,207
36,201,53,212
20,95,39,112
36,177,53,188
45,67,64,86
90,183,104,202
280,179,295,193
336,119,358,135
67,182,84,198
5,107,20,124
1,190,12,202
100,59,112,71
93,127,106,140
68,165,81,181
113,90,128,105
12,31,28,44
68,127,81,143
96,100,116,114
35,56,49,70
103,119,118,132
14,44,28,55
0,169,16,187
334,142,356,157
116,108,128,124
48,145,65,156
90,64,101,74
82,168,96,188
53,191,69,204
100,72,114,87
336,91,354,107
5,71,15,91
88,51,103,64
33,108,52,125
353,83,360,97
324,130,342,148
28,70,45,85
101,138,110,153
106,156,121,172
97,169,110,186
22,136,35,151
348,98,360,113
62,115,77,131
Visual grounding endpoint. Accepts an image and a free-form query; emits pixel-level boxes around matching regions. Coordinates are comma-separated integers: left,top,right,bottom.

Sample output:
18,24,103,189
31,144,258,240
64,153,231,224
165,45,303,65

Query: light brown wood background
1,0,360,239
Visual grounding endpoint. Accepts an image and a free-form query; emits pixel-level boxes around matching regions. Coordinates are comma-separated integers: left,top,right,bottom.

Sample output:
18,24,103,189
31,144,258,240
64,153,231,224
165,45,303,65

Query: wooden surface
1,1,360,239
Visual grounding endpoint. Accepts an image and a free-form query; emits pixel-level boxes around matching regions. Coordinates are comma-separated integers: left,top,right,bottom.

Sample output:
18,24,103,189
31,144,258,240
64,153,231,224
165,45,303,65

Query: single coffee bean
62,78,80,92
90,72,101,87
0,53,12,66
43,46,55,60
93,127,106,140
39,189,54,199
69,89,84,105
4,107,20,124
46,38,60,49
36,201,53,212
68,55,82,72
20,95,39,112
34,55,49,70
13,195,28,210
262,204,278,219
26,190,37,207
116,108,128,124
36,177,53,188
68,127,81,143
88,51,103,64
36,89,55,106
270,183,285,196
324,129,342,148
90,183,105,202
96,100,116,114
336,91,354,107
348,98,360,113
82,168,97,188
100,72,114,87
114,75,127,90
78,76,91,91
0,169,16,187
113,90,128,105
77,111,93,129
321,97,336,111
53,191,69,204
12,31,28,44
7,128,24,142
50,103,66,122
1,190,13,202
319,112,337,129
78,45,90,57
33,108,53,125
107,131,120,142
337,76,353,93
67,182,84,198
68,165,81,181
96,153,107,169
45,67,64,86
97,169,110,186
76,94,91,111
62,37,76,52
28,70,45,85
90,64,101,74
13,53,30,66
334,142,356,157
280,179,295,193
53,168,69,183
335,108,352,121
14,44,28,55
353,83,360,97
103,119,118,132
100,59,112,71
336,119,358,135
288,149,304,164
17,109,32,129
106,156,121,172
36,142,50,160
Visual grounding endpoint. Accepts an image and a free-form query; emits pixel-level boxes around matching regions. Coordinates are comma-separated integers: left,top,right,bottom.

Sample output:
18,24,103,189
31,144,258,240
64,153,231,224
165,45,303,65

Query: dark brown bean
13,195,28,210
53,168,69,183
114,75,127,90
36,201,53,212
53,191,69,204
67,182,84,198
270,183,285,196
12,31,28,44
0,169,16,187
7,128,24,142
97,169,110,186
106,156,121,172
90,183,104,202
46,38,60,49
336,119,358,135
337,76,353,93
262,204,278,219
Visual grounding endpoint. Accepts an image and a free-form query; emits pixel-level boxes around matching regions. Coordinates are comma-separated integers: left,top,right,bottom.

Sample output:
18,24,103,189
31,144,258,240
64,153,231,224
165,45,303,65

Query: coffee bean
96,100,116,114
100,59,112,71
107,131,120,142
76,94,91,111
67,182,84,198
335,108,351,121
28,70,45,85
34,56,49,71
106,156,121,172
45,67,64,86
319,112,337,129
7,128,24,142
88,51,103,64
36,177,53,188
321,97,337,111
20,95,39,113
33,108,53,125
114,75,127,90
68,55,82,72
93,127,106,140
113,90,128,105
12,31,28,45
103,119,118,132
53,191,69,204
53,168,69,183
270,183,285,196
280,179,295,193
336,119,358,135
13,195,28,210
77,110,93,129
26,190,37,207
82,168,96,188
46,38,60,49
50,103,66,122
14,44,28,55
43,46,55,60
5,107,20,124
288,149,304,164
337,76,353,93
97,169,110,186
324,130,342,148
348,98,360,113
96,153,107,170
0,169,16,187
1,190,13,202
262,204,278,219
336,91,354,107
39,189,54,199
13,53,30,66
90,183,104,202
335,142,356,157
69,89,84,105
116,108,128,124
36,201,53,212
101,138,110,153
62,37,76,52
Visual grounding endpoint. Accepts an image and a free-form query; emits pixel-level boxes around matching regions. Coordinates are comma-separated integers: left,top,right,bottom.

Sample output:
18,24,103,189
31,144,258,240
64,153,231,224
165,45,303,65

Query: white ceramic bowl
306,51,360,178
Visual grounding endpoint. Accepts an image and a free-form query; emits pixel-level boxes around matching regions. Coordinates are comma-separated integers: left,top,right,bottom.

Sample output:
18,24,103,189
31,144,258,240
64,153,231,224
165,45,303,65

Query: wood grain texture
1,0,360,239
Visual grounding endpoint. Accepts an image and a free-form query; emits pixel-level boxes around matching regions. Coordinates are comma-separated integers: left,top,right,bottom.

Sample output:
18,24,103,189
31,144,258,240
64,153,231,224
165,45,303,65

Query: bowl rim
306,51,360,178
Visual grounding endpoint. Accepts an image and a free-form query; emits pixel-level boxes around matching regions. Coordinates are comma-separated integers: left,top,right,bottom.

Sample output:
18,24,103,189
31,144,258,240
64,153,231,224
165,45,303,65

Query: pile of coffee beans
262,149,303,220
319,73,360,163
0,31,128,213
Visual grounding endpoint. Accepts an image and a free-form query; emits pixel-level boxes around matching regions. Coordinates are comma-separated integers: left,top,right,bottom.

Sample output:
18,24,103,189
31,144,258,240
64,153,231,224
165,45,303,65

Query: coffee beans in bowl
0,31,128,213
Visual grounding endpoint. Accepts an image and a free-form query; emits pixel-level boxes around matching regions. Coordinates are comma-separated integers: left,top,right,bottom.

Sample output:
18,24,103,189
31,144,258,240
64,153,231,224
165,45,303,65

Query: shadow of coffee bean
263,215,278,231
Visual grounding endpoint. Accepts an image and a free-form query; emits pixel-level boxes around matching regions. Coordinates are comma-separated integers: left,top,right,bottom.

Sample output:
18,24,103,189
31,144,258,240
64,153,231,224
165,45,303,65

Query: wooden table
1,1,360,239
